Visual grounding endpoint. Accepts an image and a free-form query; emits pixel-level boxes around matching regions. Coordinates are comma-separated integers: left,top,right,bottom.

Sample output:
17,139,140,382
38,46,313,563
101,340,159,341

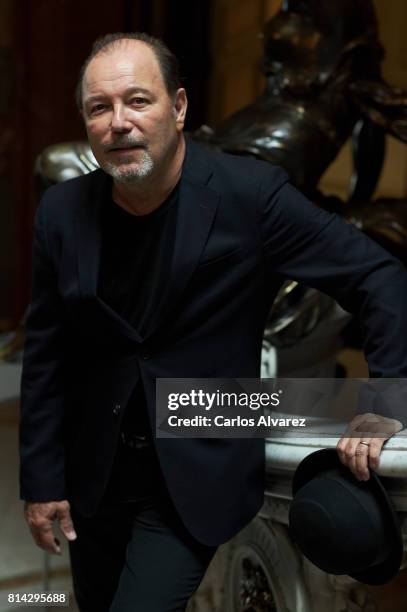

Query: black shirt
98,184,179,336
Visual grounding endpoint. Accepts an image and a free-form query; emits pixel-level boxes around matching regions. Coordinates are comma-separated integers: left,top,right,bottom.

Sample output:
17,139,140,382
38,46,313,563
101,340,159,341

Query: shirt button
112,404,121,416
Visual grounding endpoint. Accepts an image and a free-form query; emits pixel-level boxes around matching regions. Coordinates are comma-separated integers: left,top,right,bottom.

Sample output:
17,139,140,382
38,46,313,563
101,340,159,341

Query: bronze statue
193,0,407,346
195,0,387,198
195,0,407,254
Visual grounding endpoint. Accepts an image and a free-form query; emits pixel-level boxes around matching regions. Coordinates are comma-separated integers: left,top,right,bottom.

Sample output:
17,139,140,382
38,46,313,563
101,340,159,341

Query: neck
111,135,185,216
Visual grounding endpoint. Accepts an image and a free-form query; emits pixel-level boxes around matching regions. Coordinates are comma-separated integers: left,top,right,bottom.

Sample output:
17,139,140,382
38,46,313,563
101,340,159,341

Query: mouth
108,144,144,153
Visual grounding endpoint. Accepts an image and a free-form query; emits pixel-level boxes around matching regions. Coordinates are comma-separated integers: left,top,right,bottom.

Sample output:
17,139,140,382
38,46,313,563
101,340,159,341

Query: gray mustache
106,139,148,152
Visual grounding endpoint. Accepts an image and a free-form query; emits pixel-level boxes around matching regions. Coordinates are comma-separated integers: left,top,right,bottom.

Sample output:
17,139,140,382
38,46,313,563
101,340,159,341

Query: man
20,32,407,612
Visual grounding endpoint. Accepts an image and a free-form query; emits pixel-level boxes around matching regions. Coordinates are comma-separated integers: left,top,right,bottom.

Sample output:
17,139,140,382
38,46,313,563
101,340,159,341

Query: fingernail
66,531,77,541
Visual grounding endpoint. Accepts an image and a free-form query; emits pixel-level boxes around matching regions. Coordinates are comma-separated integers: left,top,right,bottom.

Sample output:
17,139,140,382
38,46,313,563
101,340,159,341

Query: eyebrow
84,87,153,107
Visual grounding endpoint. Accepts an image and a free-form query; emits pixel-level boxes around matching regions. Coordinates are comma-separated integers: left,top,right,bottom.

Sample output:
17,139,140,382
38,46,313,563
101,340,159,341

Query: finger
345,447,362,480
339,437,368,480
354,441,371,480
368,438,385,470
337,432,360,460
337,436,360,466
57,506,77,541
337,437,350,465
344,438,363,466
348,454,359,480
30,522,61,555
348,447,369,481
337,436,356,465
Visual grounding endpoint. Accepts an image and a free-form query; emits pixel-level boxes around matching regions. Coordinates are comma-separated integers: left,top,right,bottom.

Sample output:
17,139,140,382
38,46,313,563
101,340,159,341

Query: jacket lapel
75,168,109,299
144,138,219,339
145,179,219,339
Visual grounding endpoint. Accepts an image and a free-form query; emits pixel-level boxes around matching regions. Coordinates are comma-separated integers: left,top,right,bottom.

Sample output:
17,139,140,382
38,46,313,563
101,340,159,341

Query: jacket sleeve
19,190,67,501
257,166,407,426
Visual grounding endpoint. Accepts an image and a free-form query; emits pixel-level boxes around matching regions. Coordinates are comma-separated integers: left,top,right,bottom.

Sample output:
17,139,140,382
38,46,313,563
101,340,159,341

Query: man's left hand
337,413,403,481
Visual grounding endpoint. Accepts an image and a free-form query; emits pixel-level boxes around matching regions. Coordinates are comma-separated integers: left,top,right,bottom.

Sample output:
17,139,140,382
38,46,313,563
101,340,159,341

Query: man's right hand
23,500,77,555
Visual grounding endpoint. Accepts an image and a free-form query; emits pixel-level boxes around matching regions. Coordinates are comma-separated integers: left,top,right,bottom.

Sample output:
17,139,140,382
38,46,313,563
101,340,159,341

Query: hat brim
292,448,403,585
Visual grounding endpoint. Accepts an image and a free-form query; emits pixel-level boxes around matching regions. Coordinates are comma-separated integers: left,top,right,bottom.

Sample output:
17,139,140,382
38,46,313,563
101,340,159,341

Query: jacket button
112,404,121,416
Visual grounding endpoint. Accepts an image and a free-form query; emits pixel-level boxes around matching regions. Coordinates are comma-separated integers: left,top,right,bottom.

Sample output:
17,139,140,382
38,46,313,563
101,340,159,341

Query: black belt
120,431,152,450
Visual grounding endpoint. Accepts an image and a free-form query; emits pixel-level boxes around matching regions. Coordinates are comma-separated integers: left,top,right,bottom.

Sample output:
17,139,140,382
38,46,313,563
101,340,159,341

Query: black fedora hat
288,448,403,585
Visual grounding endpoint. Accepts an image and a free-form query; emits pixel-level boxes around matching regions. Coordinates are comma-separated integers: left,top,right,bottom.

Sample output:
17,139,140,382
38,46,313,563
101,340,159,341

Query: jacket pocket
198,246,245,268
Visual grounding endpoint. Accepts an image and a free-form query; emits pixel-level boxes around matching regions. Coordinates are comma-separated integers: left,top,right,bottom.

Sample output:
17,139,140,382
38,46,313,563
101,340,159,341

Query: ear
173,88,188,131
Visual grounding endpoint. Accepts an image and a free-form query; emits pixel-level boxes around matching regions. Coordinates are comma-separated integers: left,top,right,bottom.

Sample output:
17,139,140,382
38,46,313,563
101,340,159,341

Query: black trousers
68,438,218,612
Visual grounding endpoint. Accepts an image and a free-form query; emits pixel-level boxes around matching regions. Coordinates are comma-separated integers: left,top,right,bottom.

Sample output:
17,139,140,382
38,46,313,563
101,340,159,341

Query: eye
90,104,106,115
130,96,148,106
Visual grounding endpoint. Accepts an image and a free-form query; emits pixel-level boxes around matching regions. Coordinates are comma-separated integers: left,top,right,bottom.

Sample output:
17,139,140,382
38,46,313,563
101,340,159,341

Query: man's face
81,40,187,183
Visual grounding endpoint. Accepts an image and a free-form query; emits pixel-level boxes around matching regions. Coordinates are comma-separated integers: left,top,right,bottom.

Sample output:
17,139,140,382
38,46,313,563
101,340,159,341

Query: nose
110,104,132,133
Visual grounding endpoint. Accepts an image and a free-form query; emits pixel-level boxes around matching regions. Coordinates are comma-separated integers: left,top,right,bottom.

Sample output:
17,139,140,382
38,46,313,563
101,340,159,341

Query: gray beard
101,149,155,184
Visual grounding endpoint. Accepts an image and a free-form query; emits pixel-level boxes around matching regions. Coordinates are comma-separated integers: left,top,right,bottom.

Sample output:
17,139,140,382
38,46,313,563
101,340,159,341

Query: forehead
83,40,166,98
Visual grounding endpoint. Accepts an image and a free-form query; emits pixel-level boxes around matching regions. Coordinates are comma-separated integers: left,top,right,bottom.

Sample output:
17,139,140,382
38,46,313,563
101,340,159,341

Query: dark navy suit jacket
19,137,407,546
